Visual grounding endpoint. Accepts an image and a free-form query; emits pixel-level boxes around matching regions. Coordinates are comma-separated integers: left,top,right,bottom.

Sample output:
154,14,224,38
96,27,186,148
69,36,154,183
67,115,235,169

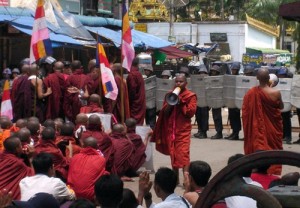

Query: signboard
276,54,292,65
210,33,227,42
135,23,147,33
242,54,263,67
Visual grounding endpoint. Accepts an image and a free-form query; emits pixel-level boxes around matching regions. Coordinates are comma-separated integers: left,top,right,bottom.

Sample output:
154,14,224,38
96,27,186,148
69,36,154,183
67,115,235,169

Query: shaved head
88,59,97,71
112,63,122,75
175,74,187,82
21,64,30,74
4,136,22,154
28,117,39,123
1,117,12,129
125,118,137,129
88,115,101,125
89,94,101,104
17,128,31,143
54,61,64,72
75,113,88,125
82,137,98,149
27,120,40,135
112,123,125,134
257,68,270,84
29,64,38,75
16,119,28,128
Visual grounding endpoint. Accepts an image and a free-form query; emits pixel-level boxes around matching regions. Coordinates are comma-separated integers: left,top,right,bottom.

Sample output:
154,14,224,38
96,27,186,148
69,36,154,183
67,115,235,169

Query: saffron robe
43,72,66,119
81,125,114,171
35,140,69,179
63,69,94,122
110,132,135,176
0,152,33,199
242,87,283,175
68,147,107,201
126,129,146,171
151,88,197,168
126,67,146,125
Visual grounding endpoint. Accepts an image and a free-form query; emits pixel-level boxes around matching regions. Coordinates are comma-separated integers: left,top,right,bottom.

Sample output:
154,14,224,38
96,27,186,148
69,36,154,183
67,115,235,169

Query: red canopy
159,46,194,59
279,1,300,22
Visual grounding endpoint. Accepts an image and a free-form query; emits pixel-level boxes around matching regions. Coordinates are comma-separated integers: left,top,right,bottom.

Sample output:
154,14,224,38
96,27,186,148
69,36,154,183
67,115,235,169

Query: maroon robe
80,103,104,114
11,75,31,121
110,132,135,176
81,125,114,171
127,129,146,171
0,152,33,199
43,72,66,119
35,140,69,179
126,67,146,125
63,69,94,122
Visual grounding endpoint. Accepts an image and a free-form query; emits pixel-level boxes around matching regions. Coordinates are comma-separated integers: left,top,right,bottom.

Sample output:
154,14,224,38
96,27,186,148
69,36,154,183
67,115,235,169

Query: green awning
246,47,291,54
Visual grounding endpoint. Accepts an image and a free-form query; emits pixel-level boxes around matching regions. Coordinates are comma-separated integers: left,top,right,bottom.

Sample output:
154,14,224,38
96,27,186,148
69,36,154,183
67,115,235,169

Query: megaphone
166,87,181,105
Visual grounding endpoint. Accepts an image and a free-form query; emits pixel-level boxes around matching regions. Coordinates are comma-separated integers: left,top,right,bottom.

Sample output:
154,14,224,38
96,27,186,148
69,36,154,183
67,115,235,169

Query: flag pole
96,33,103,106
120,0,125,124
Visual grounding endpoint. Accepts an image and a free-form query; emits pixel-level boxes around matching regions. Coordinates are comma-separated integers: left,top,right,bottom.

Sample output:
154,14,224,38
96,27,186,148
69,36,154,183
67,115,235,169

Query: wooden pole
96,33,103,106
120,0,125,124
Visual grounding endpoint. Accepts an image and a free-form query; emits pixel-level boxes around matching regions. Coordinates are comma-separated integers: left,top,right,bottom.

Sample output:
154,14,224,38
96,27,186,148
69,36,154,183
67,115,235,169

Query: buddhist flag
97,39,118,100
1,80,12,120
121,1,135,72
30,0,52,64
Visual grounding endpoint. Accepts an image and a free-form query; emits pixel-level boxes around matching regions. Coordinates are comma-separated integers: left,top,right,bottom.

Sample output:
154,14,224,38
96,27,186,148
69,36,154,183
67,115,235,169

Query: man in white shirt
138,167,191,208
19,152,75,203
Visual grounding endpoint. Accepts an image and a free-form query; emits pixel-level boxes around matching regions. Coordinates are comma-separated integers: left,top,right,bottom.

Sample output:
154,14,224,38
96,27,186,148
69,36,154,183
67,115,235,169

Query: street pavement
124,109,300,203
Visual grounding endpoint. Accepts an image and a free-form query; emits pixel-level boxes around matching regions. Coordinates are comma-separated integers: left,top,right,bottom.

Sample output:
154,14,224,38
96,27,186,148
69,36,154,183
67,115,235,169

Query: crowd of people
0,55,298,208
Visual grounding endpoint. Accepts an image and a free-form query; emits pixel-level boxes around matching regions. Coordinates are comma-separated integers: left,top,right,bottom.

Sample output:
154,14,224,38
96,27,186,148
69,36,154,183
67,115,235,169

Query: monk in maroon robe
109,124,135,176
43,61,66,119
80,94,104,114
125,118,146,171
81,115,114,171
55,123,81,159
0,136,33,199
63,60,94,123
151,74,197,182
242,68,283,175
126,58,146,125
68,137,108,201
35,127,69,180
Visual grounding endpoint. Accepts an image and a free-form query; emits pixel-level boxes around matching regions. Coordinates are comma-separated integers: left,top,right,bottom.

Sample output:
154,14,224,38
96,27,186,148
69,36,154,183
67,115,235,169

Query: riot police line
144,74,300,113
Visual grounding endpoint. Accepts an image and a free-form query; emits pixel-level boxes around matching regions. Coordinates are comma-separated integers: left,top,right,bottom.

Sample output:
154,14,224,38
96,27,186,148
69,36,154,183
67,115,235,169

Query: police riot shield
144,75,156,109
156,78,174,111
204,76,224,108
190,75,208,107
274,78,292,112
291,75,300,108
223,75,257,109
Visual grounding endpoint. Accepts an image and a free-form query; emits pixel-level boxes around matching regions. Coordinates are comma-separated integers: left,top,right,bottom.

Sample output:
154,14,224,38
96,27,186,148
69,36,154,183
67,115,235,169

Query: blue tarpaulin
85,26,173,49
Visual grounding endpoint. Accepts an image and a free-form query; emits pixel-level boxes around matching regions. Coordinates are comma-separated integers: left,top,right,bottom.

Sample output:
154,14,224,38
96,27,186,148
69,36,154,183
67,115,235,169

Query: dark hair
69,199,96,208
154,167,177,194
32,153,53,174
131,58,139,67
227,153,251,177
41,127,56,141
189,161,212,187
119,188,138,208
94,175,123,207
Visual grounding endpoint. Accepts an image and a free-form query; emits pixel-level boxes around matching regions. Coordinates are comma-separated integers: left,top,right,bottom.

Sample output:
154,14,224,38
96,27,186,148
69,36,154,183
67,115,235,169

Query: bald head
88,59,97,71
17,128,31,143
41,127,56,141
257,68,270,84
112,123,125,134
71,60,82,71
61,123,75,136
1,117,12,129
89,94,101,104
27,120,40,135
88,115,101,125
16,119,28,128
29,64,38,75
54,61,64,72
43,119,55,129
125,118,137,129
28,117,39,123
75,113,88,125
82,137,98,149
21,64,30,74
4,136,22,154
175,74,187,82
112,63,122,75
